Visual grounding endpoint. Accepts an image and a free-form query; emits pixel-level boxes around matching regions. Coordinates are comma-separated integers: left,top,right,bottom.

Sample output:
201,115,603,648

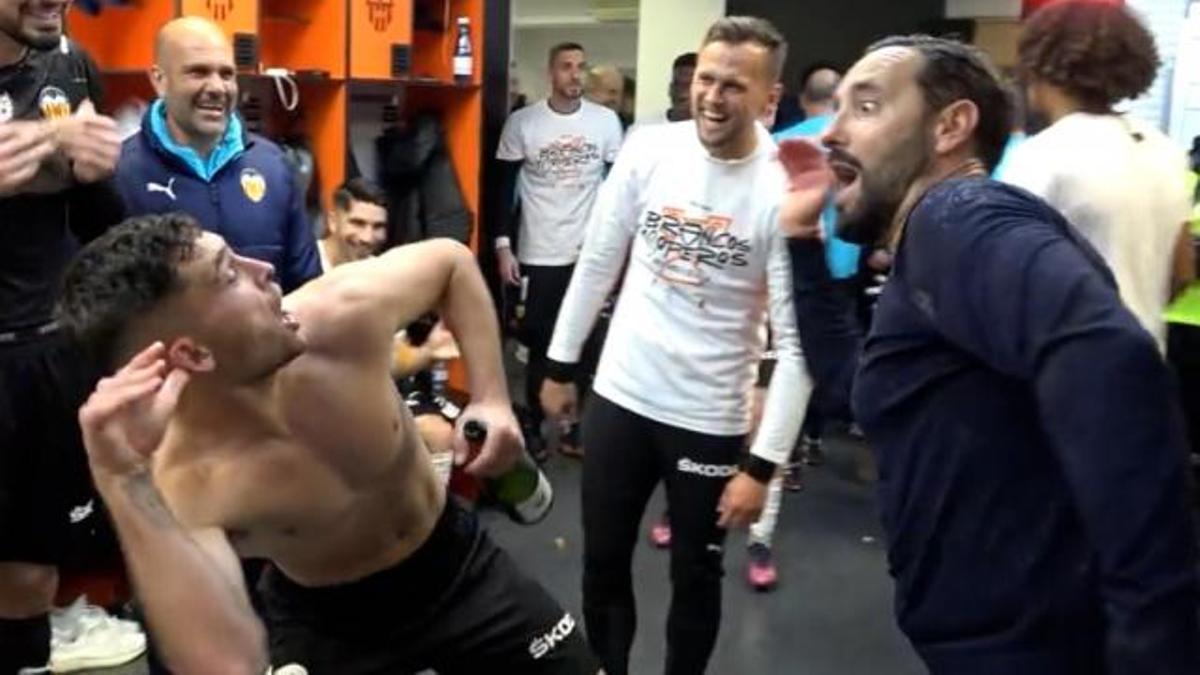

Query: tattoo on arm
121,470,178,528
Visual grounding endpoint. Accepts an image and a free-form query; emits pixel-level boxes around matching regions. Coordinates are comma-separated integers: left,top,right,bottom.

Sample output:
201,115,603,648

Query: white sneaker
49,596,147,672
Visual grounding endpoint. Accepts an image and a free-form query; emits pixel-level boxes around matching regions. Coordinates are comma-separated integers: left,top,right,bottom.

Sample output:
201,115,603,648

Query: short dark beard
836,186,903,246
18,12,63,51
836,126,932,246
23,29,59,50
1,23,58,54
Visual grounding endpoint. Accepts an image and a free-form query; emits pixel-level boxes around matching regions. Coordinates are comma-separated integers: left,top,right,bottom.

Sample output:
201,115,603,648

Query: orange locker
67,1,174,71
178,0,261,70
350,0,414,79
411,0,479,84
260,0,346,77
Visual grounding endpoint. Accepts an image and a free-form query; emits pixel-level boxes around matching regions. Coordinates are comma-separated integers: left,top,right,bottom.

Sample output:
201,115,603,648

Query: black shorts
259,499,599,674
0,331,114,566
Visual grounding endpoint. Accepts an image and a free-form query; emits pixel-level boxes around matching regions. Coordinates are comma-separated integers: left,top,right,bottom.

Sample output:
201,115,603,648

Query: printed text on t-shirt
639,206,751,286
535,135,602,182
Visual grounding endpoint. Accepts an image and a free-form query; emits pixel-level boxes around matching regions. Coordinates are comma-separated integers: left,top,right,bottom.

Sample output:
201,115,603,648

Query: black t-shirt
0,39,123,331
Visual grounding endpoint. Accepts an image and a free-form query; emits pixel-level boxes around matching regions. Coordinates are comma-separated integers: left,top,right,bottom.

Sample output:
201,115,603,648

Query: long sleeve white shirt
547,121,811,465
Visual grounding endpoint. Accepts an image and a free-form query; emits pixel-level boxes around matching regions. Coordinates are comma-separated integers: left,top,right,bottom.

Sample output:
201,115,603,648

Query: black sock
0,614,51,673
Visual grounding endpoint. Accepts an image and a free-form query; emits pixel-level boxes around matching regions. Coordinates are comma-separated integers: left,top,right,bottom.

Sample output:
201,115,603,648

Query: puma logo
147,177,176,201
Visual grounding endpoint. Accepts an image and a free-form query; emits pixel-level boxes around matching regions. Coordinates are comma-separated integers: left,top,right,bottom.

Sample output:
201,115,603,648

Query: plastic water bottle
464,420,553,524
453,17,473,84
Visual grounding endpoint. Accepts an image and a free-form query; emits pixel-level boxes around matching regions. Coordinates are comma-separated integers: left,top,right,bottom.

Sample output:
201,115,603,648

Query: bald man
115,17,320,292
798,66,839,119
584,65,624,113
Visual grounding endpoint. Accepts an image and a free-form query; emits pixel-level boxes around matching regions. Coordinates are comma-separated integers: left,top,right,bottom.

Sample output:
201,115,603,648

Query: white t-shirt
547,121,811,466
496,99,623,266
999,113,1192,351
625,110,668,142
317,238,334,273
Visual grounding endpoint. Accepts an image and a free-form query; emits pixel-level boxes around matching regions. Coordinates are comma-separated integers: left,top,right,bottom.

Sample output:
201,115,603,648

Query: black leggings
581,394,744,675
520,264,606,429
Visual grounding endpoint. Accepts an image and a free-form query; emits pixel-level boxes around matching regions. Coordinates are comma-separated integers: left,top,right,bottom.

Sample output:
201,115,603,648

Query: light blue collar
149,99,245,182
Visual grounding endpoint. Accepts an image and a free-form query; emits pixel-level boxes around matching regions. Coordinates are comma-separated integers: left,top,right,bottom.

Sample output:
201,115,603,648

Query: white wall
1169,1,1200,146
944,0,1020,18
1124,0,1192,133
634,0,726,123
513,23,639,104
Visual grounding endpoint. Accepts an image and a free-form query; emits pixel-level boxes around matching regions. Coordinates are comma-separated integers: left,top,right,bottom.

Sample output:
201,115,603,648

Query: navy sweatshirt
116,117,320,293
789,178,1200,674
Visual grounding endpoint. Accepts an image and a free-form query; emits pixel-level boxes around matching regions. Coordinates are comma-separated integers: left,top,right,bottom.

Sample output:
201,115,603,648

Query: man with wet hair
779,33,1199,674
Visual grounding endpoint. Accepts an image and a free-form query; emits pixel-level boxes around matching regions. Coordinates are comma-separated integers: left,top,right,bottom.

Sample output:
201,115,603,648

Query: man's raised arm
80,343,267,674
325,239,522,475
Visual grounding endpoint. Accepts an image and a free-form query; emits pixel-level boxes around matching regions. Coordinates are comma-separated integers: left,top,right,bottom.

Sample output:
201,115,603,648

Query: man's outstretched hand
777,138,835,240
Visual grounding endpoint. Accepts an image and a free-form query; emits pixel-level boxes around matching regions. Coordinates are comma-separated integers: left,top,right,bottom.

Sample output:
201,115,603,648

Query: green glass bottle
464,421,554,524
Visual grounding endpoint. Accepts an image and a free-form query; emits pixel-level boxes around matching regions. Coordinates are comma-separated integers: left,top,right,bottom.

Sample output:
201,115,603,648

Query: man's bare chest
157,360,417,538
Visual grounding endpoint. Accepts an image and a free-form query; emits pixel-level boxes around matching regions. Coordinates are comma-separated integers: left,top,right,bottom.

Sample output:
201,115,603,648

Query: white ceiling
514,0,638,27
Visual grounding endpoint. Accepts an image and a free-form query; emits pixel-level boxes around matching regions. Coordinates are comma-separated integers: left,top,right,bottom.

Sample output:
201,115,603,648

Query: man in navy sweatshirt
777,34,1200,674
116,16,319,292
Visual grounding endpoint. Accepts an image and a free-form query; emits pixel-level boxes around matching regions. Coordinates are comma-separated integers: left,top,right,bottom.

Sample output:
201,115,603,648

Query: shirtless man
58,212,599,674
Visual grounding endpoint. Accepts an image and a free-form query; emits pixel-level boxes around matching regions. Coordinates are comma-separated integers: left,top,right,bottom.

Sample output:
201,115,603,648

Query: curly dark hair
58,213,201,369
1018,1,1159,110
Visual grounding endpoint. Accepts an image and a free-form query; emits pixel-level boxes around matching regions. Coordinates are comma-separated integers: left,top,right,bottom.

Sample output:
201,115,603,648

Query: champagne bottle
464,420,554,524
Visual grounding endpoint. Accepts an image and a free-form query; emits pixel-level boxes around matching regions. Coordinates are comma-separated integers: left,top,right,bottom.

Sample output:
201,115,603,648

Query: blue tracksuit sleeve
281,171,320,291
113,156,138,213
902,184,1200,674
786,237,862,419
